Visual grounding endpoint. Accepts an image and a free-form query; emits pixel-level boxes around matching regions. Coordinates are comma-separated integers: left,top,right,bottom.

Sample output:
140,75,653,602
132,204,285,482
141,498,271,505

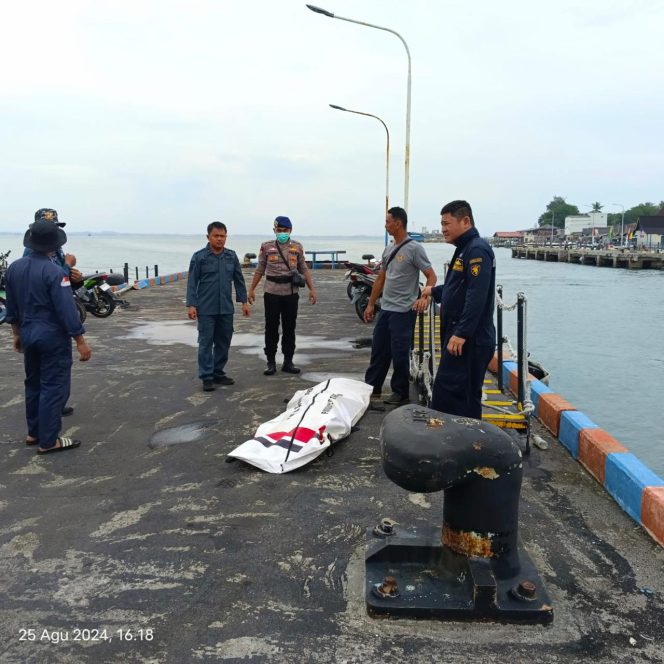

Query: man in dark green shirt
186,222,249,391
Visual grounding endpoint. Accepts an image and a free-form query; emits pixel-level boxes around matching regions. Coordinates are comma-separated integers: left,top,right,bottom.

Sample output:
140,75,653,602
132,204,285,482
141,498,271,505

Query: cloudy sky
0,0,662,236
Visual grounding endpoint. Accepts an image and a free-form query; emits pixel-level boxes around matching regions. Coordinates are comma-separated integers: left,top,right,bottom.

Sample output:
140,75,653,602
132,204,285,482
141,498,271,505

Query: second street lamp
307,4,412,212
329,104,390,245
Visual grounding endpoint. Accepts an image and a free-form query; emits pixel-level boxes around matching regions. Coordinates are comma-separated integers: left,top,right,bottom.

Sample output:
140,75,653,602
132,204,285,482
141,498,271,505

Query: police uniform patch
268,254,280,262
470,264,481,277
60,276,70,287
452,258,464,271
397,254,404,262
469,257,482,264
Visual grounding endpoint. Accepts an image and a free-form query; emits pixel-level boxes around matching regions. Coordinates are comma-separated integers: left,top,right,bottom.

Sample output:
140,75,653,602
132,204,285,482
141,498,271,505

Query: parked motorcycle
343,255,381,300
74,273,117,318
350,272,381,322
0,250,9,325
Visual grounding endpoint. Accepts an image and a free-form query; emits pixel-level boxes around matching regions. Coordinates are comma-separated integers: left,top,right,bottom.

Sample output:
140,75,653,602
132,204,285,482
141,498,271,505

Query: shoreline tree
538,196,580,228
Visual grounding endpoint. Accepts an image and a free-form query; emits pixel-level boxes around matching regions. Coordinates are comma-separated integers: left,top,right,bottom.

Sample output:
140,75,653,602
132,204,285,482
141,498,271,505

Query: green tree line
537,197,663,230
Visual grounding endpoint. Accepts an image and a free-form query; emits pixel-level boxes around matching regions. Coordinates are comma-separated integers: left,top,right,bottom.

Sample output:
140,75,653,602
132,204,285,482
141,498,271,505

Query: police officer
247,216,317,376
6,219,92,454
23,208,82,416
423,200,496,419
186,221,250,392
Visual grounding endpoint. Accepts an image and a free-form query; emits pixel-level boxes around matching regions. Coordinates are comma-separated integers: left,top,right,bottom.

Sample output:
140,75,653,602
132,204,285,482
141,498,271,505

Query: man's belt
266,275,293,284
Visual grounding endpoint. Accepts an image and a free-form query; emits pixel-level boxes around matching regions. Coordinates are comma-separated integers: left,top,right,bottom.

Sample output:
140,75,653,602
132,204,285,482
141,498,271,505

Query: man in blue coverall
186,221,250,392
6,219,92,454
423,200,496,419
23,208,82,417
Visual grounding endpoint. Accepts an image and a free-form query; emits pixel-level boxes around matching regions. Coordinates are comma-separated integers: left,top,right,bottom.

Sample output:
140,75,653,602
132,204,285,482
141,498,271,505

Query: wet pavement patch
148,421,215,448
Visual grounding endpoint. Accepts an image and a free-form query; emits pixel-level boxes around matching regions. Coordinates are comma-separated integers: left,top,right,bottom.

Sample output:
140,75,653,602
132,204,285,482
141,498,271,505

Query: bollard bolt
511,580,537,602
374,576,399,599
373,518,397,538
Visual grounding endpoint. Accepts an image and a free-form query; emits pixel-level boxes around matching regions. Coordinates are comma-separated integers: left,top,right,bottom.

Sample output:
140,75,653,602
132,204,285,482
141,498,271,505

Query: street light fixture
306,4,412,211
612,203,625,247
329,104,390,245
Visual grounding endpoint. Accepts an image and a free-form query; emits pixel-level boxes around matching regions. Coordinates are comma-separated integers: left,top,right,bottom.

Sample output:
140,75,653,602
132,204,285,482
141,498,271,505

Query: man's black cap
34,208,66,228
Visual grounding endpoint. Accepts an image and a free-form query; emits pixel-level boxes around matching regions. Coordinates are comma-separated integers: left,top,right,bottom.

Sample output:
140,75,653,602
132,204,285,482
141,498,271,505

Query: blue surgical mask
276,232,290,244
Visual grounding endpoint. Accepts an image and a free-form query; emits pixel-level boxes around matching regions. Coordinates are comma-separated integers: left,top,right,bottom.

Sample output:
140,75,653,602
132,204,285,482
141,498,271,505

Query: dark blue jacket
5,253,85,340
431,227,496,347
186,245,247,315
23,247,71,276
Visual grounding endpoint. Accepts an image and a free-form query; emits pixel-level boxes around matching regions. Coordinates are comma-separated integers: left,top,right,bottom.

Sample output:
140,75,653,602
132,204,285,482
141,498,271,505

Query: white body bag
227,378,373,473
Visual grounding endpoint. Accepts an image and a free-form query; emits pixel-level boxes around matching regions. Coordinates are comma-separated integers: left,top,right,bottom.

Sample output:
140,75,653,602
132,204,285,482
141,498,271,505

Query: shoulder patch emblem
470,264,481,277
397,254,404,262
469,257,483,264
452,258,464,272
60,276,70,287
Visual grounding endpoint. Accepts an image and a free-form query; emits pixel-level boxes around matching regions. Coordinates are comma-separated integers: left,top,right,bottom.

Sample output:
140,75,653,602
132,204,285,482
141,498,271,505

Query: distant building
522,226,560,244
564,212,607,236
634,215,664,249
492,231,524,247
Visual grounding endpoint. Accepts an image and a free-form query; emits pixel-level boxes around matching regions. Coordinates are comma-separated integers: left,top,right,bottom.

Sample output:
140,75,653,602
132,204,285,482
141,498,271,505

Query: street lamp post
329,104,390,245
307,4,412,211
612,203,625,247
550,211,555,245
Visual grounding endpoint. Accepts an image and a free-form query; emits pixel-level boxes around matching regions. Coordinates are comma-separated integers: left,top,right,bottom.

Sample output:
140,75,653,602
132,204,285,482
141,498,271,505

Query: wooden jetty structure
512,246,664,270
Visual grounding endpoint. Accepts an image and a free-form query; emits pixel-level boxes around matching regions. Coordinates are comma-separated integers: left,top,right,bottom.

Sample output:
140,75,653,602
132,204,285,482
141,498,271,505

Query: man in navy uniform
23,208,82,283
187,221,250,392
423,200,496,419
247,216,317,376
22,208,82,417
6,219,92,454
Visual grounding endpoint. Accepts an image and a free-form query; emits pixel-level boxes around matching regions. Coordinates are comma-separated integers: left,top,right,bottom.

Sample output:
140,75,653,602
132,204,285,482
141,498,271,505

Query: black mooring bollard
123,263,129,283
154,265,159,277
365,404,553,623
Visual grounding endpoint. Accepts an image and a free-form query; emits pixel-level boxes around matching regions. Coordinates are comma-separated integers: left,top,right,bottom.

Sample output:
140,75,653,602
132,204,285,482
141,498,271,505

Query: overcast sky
1,0,662,236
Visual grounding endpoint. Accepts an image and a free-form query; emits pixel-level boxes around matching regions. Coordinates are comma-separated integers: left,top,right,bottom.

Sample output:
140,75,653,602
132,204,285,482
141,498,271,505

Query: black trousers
264,292,299,360
431,334,494,419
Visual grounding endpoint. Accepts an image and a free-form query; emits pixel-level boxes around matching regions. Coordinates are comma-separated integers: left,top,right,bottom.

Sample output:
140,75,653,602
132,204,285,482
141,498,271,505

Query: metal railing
410,285,533,452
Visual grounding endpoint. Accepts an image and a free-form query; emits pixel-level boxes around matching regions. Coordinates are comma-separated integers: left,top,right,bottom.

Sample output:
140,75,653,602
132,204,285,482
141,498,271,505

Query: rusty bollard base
365,524,553,624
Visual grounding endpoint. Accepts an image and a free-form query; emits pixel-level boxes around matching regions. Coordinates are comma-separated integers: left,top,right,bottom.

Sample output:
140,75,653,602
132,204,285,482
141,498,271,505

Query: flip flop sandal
37,437,81,455
25,438,39,446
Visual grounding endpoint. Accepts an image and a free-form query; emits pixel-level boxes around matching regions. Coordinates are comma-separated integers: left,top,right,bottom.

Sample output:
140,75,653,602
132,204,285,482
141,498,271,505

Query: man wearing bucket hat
248,216,317,376
23,208,82,417
5,219,92,454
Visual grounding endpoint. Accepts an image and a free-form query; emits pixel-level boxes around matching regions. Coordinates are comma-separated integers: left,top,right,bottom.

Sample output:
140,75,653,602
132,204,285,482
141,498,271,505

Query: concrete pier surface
1,272,663,663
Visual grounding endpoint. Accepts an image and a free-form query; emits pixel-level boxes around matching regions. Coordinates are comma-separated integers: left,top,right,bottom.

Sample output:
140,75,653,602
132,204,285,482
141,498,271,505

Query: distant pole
612,203,625,247
307,4,412,211
551,212,555,245
583,204,597,246
329,104,390,245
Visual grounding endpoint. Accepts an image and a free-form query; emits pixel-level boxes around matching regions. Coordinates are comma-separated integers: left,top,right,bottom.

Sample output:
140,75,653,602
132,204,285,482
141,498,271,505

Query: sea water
1,232,662,476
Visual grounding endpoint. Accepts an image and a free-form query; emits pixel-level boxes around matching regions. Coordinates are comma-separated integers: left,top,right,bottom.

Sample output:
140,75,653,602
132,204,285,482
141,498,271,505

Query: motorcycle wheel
355,293,370,322
90,290,116,318
346,282,354,300
75,298,87,323
0,296,6,325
